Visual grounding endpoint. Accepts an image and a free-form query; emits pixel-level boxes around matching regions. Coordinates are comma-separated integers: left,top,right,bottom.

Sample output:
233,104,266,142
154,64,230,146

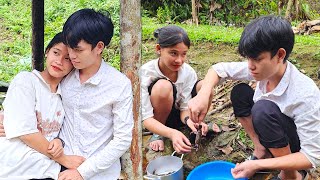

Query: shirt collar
74,61,105,85
32,69,62,95
259,62,290,96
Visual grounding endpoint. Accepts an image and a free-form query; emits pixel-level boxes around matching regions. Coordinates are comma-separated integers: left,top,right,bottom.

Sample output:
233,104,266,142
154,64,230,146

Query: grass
142,17,320,46
0,2,319,83
0,0,120,83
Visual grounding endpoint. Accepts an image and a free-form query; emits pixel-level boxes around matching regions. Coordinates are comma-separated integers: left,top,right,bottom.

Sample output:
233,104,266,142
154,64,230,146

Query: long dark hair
45,32,64,53
154,25,190,48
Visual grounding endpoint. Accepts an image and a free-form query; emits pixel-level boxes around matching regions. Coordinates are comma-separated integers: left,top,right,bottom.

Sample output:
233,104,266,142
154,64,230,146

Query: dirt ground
142,41,320,179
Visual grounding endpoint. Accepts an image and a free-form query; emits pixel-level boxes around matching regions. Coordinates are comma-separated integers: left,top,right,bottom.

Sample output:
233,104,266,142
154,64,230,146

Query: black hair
63,8,114,49
238,15,294,62
154,25,191,48
45,32,64,53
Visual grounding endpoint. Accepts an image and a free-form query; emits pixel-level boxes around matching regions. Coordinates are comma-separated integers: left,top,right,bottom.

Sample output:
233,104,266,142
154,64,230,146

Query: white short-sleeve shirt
139,58,198,121
0,70,64,179
212,61,320,168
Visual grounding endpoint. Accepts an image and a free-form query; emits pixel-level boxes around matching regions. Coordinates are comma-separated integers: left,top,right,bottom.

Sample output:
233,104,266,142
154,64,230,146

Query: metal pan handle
143,174,161,180
171,151,184,160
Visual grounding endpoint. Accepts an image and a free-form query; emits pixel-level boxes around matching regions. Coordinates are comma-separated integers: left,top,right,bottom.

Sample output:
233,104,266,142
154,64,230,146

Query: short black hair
238,15,294,62
45,32,64,53
154,25,191,48
63,8,114,49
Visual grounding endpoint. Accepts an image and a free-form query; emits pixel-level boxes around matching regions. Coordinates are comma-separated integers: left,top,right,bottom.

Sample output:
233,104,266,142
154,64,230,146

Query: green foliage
142,17,320,47
238,128,254,149
142,0,278,25
0,0,120,82
142,0,191,24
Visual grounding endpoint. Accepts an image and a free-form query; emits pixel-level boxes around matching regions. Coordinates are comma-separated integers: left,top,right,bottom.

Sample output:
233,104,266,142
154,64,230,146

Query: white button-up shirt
60,62,133,180
139,58,198,120
213,61,320,168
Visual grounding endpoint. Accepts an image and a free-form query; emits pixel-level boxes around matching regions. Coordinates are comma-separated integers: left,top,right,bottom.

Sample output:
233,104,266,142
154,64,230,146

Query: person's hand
231,160,259,179
170,129,192,154
48,138,64,158
186,120,209,136
56,155,86,169
0,111,5,137
199,122,209,136
188,95,209,123
58,169,84,180
186,119,198,133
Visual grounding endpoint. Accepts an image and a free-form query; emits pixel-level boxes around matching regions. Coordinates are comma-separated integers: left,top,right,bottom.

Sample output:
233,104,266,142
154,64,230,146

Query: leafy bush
143,0,281,26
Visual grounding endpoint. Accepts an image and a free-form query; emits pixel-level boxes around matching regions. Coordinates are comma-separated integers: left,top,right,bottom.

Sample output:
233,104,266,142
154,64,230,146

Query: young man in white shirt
57,9,134,180
188,15,320,180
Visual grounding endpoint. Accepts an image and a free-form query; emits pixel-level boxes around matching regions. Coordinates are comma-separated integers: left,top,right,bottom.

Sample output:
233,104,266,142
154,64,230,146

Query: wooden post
119,0,143,179
32,0,44,71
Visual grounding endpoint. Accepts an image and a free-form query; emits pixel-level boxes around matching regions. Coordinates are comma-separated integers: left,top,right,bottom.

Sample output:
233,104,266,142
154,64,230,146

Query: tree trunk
294,0,300,19
119,0,143,179
191,0,198,25
285,0,294,20
32,0,44,71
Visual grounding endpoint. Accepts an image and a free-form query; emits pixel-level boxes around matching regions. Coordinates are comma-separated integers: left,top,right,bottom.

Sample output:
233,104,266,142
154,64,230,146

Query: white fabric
212,61,320,168
59,62,133,180
0,70,63,179
139,58,198,120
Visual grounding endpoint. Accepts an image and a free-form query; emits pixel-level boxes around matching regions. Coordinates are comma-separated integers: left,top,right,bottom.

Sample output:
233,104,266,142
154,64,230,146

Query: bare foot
149,139,164,152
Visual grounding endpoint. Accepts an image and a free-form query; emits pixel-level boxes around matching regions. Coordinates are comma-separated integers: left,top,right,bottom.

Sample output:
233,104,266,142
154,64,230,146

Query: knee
252,100,280,125
230,83,254,117
150,79,174,100
230,83,253,102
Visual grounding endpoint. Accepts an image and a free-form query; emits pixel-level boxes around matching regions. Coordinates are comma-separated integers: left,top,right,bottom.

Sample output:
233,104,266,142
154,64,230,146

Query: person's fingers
202,124,208,136
182,134,191,146
173,143,183,154
189,109,197,123
198,112,206,123
53,148,62,158
48,142,54,150
58,171,66,179
231,168,238,178
187,121,197,132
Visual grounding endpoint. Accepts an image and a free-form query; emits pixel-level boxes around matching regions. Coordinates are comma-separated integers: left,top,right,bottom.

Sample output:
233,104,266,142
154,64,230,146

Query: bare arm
232,152,312,178
188,68,220,123
19,132,54,158
19,132,85,168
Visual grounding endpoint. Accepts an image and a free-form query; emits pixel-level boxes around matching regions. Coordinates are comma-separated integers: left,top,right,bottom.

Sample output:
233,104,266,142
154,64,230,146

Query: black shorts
230,83,300,153
148,78,199,130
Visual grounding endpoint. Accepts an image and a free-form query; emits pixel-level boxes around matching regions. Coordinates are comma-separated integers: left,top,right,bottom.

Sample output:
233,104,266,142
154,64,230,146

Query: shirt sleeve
294,93,320,168
77,79,134,179
3,72,38,139
179,68,197,111
139,66,155,121
212,61,254,82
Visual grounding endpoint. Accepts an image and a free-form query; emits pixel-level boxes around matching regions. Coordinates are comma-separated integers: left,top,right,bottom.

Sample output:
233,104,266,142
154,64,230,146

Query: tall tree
120,0,143,179
191,0,199,25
